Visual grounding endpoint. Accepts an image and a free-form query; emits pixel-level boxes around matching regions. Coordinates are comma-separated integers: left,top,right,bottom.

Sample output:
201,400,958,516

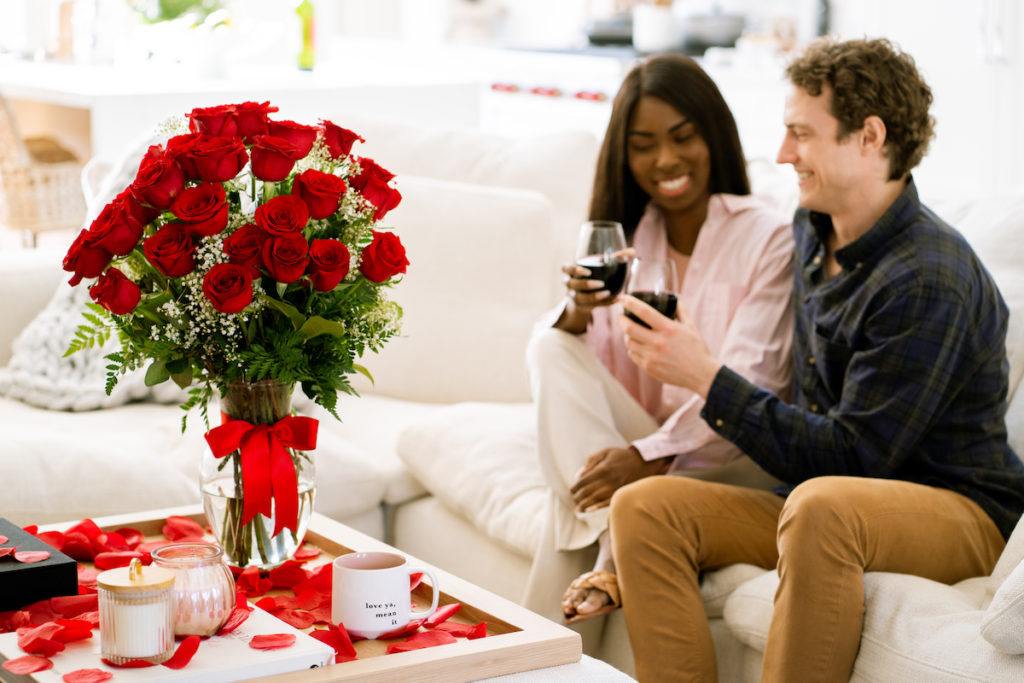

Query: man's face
776,85,865,216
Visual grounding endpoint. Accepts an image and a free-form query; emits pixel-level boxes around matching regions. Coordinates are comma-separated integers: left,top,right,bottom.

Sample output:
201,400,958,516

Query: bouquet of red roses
62,101,409,423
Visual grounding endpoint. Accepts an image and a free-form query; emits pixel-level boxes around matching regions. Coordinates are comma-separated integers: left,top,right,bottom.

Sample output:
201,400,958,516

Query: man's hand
570,446,670,512
618,295,721,398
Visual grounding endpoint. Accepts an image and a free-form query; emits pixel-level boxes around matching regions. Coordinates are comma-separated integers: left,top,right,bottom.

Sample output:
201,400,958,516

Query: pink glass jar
151,542,236,636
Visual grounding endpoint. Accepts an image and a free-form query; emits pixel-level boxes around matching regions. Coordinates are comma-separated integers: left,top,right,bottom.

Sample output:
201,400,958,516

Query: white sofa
2,118,1024,681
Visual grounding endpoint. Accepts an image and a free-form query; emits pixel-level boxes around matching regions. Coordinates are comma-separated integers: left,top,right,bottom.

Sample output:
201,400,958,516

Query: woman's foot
562,570,620,624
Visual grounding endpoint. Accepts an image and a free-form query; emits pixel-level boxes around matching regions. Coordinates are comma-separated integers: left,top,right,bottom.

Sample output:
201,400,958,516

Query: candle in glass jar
97,558,175,664
152,542,236,636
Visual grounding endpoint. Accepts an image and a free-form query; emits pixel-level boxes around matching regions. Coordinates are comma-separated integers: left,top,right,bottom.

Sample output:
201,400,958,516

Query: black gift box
0,518,78,611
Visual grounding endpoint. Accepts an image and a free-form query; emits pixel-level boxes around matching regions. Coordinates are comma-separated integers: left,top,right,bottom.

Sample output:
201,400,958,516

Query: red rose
292,169,346,219
307,239,350,291
319,120,363,159
359,231,409,283
89,267,141,315
255,194,309,236
170,183,229,237
188,104,238,137
261,232,310,283
131,151,185,210
234,101,279,140
223,223,266,275
87,190,150,256
350,157,402,221
165,133,202,180
190,136,249,183
144,225,196,277
202,263,253,314
250,135,302,182
63,229,113,286
267,120,318,157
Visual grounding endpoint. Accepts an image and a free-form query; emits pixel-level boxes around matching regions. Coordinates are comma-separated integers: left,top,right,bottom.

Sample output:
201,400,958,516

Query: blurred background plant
130,0,226,25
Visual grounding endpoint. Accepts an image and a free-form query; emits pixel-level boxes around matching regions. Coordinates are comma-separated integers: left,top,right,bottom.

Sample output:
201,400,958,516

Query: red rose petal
309,624,357,659
0,547,13,559
94,551,144,570
385,629,458,654
249,633,296,650
36,531,66,551
63,668,113,683
268,561,309,588
162,634,200,669
0,534,8,544
18,622,64,657
62,532,96,561
293,545,321,561
409,572,424,591
270,608,315,630
162,516,206,541
216,603,253,635
93,531,130,554
26,600,60,625
2,654,54,674
423,602,461,628
77,567,99,594
14,550,50,563
374,618,425,640
65,519,102,540
292,563,332,594
51,595,99,619
310,605,333,624
467,622,487,639
295,588,330,610
433,622,475,637
22,525,38,535
53,619,94,643
114,527,145,550
101,658,155,668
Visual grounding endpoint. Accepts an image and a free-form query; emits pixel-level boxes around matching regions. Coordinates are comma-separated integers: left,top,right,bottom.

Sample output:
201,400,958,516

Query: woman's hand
553,262,613,333
618,294,721,398
570,446,670,512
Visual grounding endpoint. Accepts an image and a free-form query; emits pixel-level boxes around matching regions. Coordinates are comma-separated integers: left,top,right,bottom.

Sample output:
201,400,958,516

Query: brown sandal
561,570,621,625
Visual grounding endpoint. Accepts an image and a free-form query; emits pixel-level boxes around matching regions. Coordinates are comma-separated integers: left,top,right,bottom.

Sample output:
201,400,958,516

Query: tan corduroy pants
609,475,1005,683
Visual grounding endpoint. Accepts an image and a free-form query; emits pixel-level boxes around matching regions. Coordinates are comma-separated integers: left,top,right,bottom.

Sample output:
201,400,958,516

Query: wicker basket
0,95,87,245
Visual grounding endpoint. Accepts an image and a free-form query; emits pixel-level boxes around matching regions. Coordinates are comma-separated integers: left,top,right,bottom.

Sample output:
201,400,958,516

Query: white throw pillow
395,402,547,556
981,559,1024,654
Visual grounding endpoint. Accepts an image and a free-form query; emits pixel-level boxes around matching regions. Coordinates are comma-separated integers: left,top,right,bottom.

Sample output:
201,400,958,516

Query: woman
526,54,794,623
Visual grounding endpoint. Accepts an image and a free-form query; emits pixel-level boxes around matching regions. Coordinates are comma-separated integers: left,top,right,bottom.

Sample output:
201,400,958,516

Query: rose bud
319,120,364,159
223,223,266,276
255,194,309,236
88,191,150,256
190,136,249,183
143,225,197,277
349,157,402,221
292,169,346,220
234,101,279,140
261,232,310,284
202,263,253,314
358,231,409,283
131,154,185,210
170,183,229,237
165,133,203,181
63,229,113,286
89,268,141,315
188,103,238,137
250,135,303,182
307,239,350,291
267,120,318,157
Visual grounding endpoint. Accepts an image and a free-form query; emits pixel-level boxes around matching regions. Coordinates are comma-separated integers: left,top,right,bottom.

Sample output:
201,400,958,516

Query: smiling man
609,38,1024,682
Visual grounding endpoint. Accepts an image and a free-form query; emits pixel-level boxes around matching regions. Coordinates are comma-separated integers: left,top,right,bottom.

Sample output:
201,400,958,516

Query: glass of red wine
574,220,628,297
624,257,679,328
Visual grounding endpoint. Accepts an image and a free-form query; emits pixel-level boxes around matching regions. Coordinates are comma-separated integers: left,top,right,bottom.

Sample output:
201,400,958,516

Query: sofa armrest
0,248,65,366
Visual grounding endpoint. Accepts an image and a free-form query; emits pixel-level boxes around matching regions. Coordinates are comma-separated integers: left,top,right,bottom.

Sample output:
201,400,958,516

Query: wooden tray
42,505,582,683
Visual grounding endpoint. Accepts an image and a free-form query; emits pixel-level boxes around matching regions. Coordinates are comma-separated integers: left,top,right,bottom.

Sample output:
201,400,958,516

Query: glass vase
200,379,316,570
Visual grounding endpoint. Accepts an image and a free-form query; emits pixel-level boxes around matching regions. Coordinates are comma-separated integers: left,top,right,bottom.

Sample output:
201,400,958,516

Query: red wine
626,291,678,328
576,255,627,295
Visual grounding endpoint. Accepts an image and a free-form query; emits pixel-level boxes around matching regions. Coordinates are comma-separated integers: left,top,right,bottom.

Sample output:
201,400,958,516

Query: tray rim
40,504,582,683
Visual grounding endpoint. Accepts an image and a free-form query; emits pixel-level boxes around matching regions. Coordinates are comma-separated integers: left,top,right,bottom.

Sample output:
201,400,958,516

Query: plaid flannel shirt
702,179,1024,539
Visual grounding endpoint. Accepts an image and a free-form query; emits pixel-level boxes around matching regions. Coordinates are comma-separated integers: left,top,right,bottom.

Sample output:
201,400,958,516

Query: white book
0,605,334,682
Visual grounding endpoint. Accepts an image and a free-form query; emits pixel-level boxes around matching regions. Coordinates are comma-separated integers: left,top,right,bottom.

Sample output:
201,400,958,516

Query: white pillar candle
97,559,176,664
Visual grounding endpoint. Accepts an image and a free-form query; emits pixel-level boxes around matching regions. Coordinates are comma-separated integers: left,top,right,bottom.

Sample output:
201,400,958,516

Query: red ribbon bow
204,415,318,536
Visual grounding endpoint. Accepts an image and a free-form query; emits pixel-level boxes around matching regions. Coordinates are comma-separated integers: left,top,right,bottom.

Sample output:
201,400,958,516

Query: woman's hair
785,37,934,181
588,54,750,239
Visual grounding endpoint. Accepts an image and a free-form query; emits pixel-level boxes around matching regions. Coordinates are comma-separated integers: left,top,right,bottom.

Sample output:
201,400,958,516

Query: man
611,37,1024,682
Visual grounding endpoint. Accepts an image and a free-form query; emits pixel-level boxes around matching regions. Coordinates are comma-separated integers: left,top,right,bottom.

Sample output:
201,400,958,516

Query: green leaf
144,359,171,386
171,367,193,389
298,316,347,340
166,358,189,374
261,295,305,330
353,363,374,384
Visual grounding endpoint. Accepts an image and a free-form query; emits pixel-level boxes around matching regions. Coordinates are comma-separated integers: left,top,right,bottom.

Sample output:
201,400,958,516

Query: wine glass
574,220,629,296
624,257,679,328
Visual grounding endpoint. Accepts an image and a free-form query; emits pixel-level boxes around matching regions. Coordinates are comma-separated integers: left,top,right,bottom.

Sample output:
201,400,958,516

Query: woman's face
626,95,711,218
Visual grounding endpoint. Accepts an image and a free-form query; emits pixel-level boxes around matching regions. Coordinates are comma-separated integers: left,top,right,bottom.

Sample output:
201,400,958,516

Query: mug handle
408,567,440,619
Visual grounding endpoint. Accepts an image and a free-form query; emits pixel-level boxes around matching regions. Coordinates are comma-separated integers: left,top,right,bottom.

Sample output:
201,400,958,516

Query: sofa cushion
981,558,1024,654
396,402,547,556
358,176,562,404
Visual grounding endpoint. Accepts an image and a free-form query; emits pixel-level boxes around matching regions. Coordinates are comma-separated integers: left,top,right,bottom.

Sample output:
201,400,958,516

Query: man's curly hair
786,38,935,180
